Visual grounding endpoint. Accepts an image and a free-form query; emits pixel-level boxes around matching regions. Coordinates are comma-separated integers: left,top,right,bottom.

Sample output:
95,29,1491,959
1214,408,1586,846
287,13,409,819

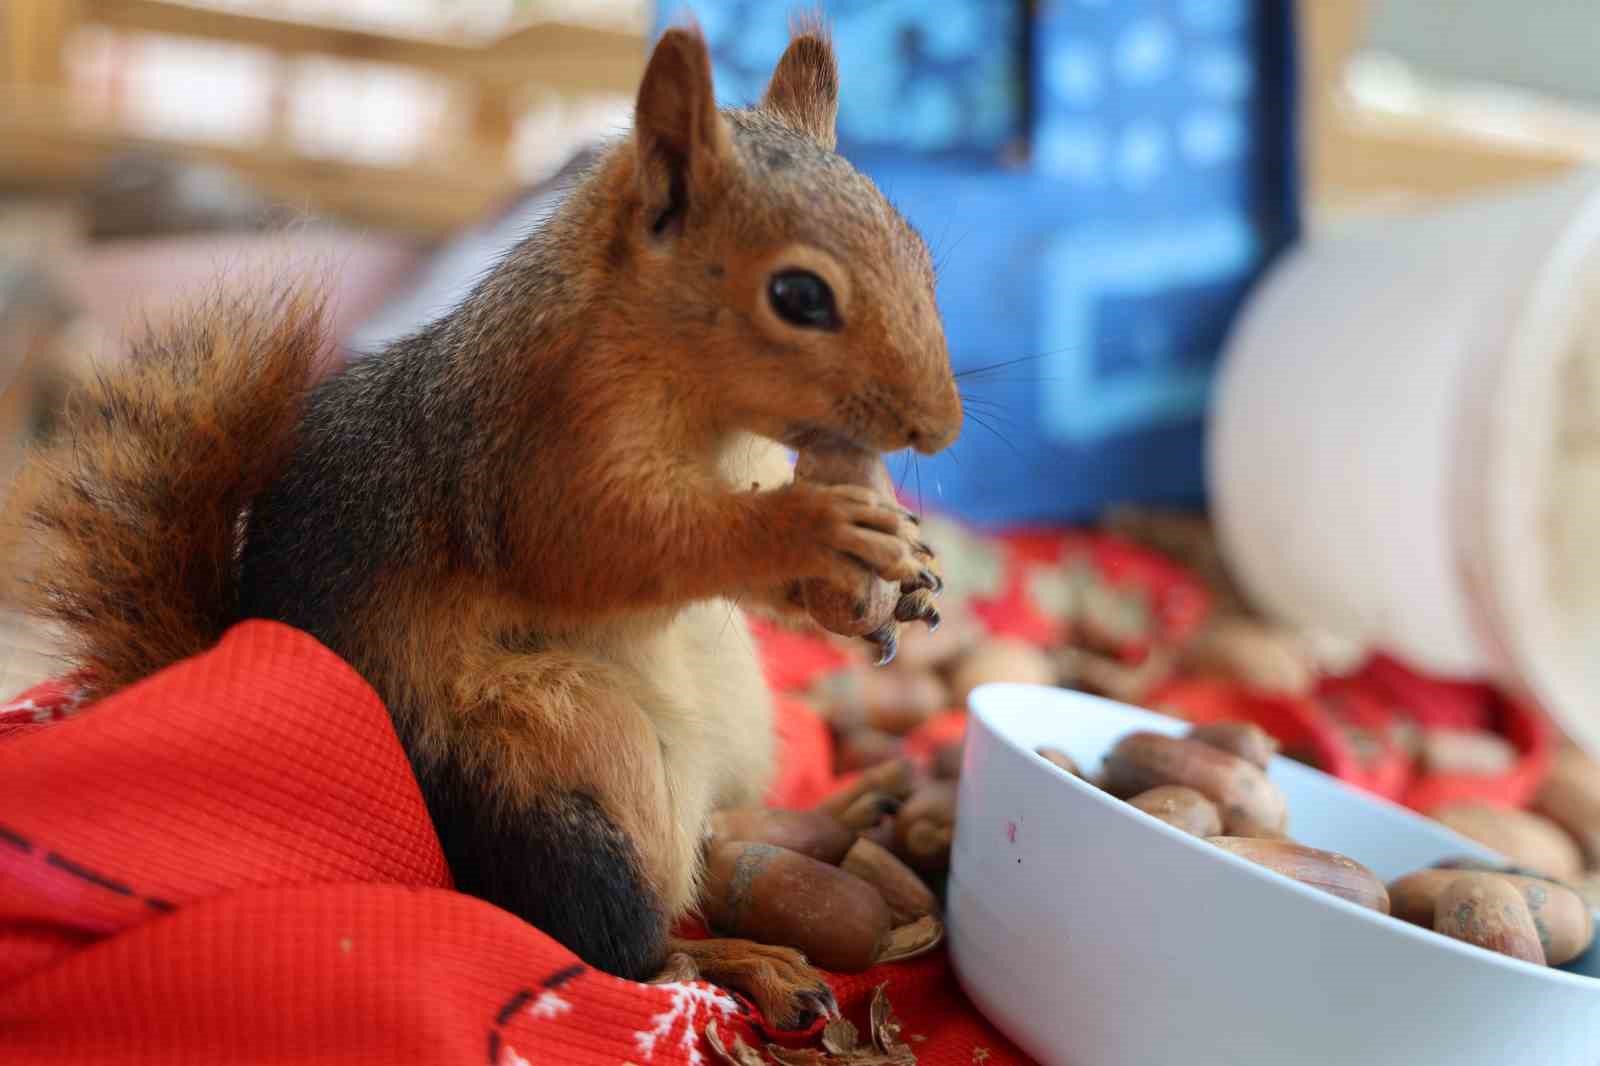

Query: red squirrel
4,23,961,1026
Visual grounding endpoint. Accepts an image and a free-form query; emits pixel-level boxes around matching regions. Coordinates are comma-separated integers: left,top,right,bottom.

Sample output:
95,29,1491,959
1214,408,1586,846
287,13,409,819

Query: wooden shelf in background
0,609,63,699
81,0,645,95
2,91,515,235
0,0,647,234
1298,0,1579,224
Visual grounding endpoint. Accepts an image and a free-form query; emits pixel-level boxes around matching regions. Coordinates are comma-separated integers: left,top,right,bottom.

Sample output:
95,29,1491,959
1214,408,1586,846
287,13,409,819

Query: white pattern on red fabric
0,698,47,724
0,681,88,727
632,981,738,1065
528,989,572,1021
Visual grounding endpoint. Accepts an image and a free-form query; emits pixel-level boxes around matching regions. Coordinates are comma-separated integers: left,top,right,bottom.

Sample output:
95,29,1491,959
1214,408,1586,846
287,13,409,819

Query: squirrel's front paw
779,482,935,593
861,544,943,663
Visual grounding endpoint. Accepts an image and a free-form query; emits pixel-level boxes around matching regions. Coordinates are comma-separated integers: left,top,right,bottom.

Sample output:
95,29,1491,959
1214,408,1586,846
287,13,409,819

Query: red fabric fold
0,620,1029,1064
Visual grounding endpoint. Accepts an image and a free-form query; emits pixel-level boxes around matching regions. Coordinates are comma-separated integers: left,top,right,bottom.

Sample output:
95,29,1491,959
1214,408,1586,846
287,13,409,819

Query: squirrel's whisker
953,352,1054,381
933,226,972,276
957,396,1024,432
964,410,1023,457
912,452,925,516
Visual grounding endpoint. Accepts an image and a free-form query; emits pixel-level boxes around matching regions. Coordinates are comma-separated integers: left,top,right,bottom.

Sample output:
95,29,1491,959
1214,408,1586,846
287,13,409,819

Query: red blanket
0,620,1029,1064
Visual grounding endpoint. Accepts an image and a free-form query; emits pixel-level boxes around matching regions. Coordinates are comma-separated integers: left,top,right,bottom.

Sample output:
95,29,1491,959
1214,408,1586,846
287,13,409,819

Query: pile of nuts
1078,721,1393,912
1357,734,1600,970
801,504,1331,783
1420,742,1600,920
763,462,1600,995
803,504,1600,881
703,712,1600,996
1391,859,1595,967
810,611,1052,777
701,759,952,974
1062,720,1598,968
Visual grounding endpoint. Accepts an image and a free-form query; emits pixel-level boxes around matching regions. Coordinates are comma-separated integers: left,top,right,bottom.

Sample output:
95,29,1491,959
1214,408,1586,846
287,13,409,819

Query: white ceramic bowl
1211,169,1600,751
948,684,1600,1066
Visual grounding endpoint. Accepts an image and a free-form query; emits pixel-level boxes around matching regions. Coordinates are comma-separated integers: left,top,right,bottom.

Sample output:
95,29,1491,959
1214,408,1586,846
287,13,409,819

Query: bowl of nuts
947,683,1600,1066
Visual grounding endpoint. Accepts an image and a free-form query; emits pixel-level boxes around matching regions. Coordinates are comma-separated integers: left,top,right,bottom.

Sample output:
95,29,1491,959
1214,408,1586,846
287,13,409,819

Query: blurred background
0,0,1596,697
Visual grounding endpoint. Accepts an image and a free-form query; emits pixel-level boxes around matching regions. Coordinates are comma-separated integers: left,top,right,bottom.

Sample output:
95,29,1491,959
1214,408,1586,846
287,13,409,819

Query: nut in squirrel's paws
787,449,942,654
788,482,932,592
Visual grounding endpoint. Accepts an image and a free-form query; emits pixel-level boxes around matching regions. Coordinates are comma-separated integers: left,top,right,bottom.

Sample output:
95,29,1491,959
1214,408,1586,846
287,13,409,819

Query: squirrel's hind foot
656,937,838,1031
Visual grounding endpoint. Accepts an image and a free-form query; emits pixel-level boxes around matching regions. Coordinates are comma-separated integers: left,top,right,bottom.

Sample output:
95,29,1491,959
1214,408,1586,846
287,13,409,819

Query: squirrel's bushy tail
4,286,325,696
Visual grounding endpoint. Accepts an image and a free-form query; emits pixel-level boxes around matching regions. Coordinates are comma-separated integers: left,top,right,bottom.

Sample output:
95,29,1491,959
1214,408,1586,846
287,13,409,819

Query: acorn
834,727,903,774
702,842,892,973
931,740,964,780
1432,803,1584,882
1532,746,1600,868
1105,732,1288,838
948,638,1056,708
840,837,938,924
707,808,856,866
893,781,956,874
1433,874,1546,965
834,791,902,833
1390,868,1593,965
814,758,916,821
794,448,903,639
1128,785,1222,837
1186,721,1280,772
1036,746,1083,778
1207,837,1389,913
1180,618,1316,695
811,665,949,735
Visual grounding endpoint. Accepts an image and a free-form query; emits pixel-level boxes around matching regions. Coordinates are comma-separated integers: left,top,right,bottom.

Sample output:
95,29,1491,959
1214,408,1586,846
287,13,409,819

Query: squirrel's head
612,22,962,457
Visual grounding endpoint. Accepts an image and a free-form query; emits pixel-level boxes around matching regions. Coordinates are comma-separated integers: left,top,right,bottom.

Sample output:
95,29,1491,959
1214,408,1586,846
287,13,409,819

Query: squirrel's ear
760,24,839,150
634,27,728,235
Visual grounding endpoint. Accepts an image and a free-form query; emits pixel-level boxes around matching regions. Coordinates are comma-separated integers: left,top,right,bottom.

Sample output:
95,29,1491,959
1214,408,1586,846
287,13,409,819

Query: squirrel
3,22,961,1027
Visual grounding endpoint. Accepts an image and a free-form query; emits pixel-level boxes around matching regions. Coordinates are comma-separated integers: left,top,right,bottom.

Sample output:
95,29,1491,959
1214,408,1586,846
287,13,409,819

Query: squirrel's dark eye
768,270,840,331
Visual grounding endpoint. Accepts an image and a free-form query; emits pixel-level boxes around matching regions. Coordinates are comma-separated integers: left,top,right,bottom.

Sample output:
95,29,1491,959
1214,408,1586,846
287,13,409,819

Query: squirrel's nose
906,370,963,454
908,415,961,455
912,379,964,454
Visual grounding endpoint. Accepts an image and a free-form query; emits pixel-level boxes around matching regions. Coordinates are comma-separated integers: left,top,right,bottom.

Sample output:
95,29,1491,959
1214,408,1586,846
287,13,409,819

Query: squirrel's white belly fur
572,432,790,914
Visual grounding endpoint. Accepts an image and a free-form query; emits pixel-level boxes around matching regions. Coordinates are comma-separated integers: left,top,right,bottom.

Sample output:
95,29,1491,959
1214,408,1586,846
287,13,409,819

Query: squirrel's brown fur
3,25,960,1026
8,286,324,689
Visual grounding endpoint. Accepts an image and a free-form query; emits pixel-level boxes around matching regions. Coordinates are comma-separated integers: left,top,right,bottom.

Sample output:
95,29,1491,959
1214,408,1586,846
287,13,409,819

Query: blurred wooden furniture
1297,0,1581,225
0,0,646,234
0,607,63,699
0,208,77,632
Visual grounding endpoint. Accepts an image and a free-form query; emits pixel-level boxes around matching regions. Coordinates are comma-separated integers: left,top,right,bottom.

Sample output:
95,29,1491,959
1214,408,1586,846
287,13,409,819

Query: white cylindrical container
1211,169,1600,753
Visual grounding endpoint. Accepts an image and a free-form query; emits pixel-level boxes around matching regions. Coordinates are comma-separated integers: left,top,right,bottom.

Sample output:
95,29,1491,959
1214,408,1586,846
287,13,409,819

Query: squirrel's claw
867,622,899,666
903,531,940,594
793,983,841,1028
893,590,929,623
874,583,939,667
